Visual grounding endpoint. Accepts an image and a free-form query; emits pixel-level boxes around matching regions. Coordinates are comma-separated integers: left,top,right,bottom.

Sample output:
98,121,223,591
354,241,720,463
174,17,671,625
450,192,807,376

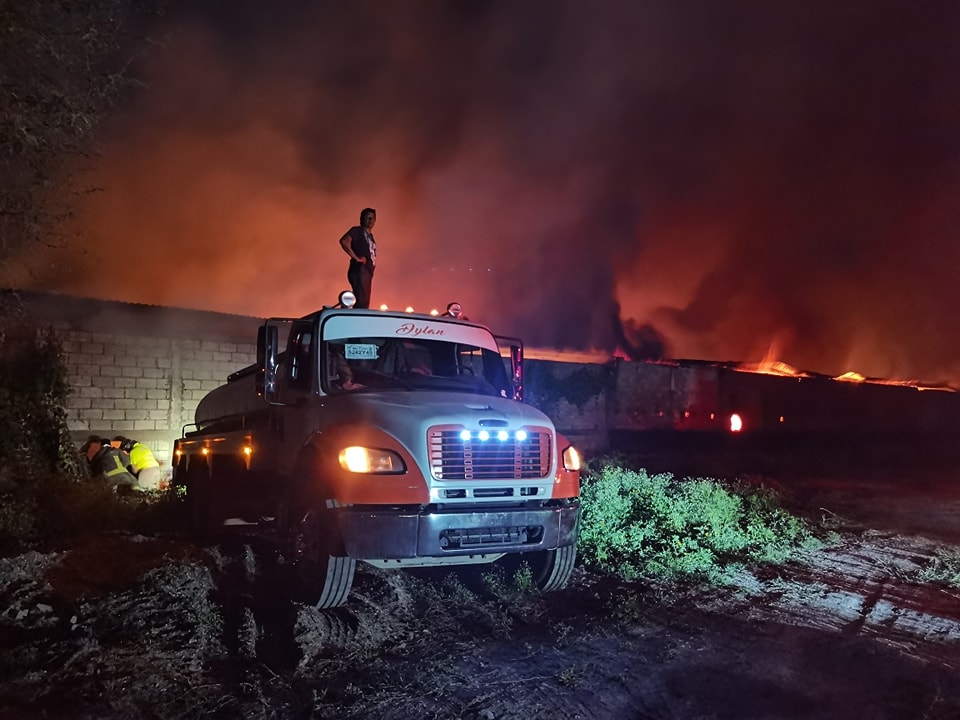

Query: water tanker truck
172,292,582,607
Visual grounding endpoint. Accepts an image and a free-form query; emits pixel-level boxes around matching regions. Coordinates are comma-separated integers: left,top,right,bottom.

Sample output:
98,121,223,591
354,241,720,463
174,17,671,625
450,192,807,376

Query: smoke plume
13,0,960,383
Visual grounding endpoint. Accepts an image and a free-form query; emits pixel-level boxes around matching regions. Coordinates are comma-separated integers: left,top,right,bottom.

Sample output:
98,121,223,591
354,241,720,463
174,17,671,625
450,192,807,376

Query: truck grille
428,426,552,480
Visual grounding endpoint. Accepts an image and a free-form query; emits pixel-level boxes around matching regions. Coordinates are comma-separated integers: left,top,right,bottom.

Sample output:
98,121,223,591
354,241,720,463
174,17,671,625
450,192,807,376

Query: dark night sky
14,0,960,383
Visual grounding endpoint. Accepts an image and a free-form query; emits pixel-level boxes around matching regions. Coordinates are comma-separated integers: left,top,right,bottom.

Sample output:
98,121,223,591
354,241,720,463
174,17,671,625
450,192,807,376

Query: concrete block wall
543,396,608,456
58,330,256,466
177,339,257,429
18,291,261,472
522,360,610,455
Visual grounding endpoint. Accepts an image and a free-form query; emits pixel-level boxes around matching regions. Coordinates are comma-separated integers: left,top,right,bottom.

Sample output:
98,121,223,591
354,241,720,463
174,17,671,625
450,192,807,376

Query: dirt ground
2,461,960,720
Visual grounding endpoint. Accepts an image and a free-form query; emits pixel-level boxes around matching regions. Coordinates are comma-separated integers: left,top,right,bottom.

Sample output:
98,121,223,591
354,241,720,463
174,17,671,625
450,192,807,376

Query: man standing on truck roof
338,207,377,309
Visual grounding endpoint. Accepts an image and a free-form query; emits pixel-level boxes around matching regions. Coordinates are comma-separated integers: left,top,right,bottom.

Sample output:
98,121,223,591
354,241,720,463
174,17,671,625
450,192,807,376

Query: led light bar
457,429,529,442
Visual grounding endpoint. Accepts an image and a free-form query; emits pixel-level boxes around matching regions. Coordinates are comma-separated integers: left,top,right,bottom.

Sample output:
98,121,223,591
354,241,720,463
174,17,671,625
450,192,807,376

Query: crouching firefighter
81,436,138,490
114,436,162,491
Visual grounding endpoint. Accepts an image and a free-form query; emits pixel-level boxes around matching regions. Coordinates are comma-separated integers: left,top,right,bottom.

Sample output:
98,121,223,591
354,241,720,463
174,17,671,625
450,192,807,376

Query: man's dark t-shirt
346,226,376,275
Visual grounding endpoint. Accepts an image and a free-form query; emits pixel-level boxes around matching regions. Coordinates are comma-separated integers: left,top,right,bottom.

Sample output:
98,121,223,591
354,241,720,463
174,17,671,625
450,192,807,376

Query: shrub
0,295,85,481
577,464,818,583
0,473,147,554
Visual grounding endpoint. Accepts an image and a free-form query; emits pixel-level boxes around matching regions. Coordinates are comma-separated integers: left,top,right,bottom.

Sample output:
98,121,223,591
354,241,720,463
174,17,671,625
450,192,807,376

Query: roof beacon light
338,290,357,308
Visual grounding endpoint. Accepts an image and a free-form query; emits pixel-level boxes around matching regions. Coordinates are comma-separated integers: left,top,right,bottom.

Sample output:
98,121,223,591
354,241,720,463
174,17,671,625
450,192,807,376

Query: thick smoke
14,0,960,383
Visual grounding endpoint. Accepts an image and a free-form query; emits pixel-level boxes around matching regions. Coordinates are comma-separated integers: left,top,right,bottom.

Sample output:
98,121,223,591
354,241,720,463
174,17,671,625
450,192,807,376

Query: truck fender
302,425,430,505
553,431,581,500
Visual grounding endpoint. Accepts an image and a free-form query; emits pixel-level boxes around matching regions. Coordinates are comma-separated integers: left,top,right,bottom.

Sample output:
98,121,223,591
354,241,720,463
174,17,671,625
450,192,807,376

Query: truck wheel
532,544,577,591
502,544,577,592
291,509,356,608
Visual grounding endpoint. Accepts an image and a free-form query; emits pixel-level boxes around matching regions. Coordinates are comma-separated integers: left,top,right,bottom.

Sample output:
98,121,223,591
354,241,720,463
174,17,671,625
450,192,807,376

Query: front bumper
338,503,580,559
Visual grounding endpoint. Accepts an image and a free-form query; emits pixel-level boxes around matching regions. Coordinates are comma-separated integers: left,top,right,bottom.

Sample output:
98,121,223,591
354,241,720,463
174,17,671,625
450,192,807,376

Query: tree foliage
0,292,82,481
0,0,163,261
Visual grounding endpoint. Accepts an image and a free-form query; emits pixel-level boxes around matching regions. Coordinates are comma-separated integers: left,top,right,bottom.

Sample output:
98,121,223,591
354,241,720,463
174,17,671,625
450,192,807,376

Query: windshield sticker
345,343,379,360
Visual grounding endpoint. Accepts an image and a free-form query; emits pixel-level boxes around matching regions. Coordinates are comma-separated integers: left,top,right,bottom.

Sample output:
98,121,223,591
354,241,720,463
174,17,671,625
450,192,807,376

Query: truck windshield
322,337,512,397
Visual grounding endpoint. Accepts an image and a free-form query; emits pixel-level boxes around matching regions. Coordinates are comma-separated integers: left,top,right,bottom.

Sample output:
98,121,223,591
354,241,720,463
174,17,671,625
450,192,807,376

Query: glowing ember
835,371,867,383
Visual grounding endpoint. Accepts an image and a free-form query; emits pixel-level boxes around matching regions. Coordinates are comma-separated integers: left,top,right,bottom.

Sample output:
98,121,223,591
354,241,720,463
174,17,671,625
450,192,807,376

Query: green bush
0,297,84,481
577,464,818,583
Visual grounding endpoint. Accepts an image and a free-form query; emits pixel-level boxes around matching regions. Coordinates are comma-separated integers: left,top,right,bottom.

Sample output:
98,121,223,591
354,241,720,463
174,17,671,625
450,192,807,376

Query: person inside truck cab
376,339,433,377
328,344,365,391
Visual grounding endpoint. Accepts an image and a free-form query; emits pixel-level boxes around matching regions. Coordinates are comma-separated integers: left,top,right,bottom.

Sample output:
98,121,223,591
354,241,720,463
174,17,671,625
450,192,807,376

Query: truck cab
173,293,581,607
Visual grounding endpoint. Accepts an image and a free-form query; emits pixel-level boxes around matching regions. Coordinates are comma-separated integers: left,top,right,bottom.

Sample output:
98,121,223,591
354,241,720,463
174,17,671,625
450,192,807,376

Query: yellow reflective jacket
129,443,160,473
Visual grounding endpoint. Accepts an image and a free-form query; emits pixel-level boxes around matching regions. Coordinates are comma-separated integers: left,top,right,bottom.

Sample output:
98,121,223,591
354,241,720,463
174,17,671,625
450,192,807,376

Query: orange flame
736,341,809,378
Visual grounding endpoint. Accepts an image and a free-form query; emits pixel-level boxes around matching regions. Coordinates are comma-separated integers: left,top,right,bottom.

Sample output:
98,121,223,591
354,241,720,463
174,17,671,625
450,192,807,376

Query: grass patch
578,463,820,584
0,474,188,555
480,562,536,602
917,547,960,589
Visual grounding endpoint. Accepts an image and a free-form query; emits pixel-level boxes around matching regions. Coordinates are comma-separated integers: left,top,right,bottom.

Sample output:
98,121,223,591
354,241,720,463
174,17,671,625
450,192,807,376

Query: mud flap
186,461,213,540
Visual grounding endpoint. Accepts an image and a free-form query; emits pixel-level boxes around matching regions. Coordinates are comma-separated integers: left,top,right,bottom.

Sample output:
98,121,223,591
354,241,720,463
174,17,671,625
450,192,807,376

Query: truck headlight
562,445,581,471
339,446,406,474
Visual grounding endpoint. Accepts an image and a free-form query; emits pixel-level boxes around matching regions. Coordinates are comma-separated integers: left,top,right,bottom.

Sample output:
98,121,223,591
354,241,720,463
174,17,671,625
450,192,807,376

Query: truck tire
500,544,577,592
291,509,356,608
531,544,577,591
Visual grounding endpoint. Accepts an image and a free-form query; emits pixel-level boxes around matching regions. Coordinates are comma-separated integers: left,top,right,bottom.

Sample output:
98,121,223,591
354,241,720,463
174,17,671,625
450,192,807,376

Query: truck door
495,335,524,401
286,320,316,395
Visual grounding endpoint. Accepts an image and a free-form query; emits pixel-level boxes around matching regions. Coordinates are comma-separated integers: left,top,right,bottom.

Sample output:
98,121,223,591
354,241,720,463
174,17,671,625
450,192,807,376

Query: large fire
527,345,957,394
734,343,956,392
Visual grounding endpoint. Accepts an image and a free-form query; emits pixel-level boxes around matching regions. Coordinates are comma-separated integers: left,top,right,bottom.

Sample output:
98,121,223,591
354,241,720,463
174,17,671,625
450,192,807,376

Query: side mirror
257,324,279,402
510,343,523,401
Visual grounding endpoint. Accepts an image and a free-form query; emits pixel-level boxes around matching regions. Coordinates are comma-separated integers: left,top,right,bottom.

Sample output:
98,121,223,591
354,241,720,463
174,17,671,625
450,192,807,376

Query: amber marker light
201,447,210,455
243,446,253,457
